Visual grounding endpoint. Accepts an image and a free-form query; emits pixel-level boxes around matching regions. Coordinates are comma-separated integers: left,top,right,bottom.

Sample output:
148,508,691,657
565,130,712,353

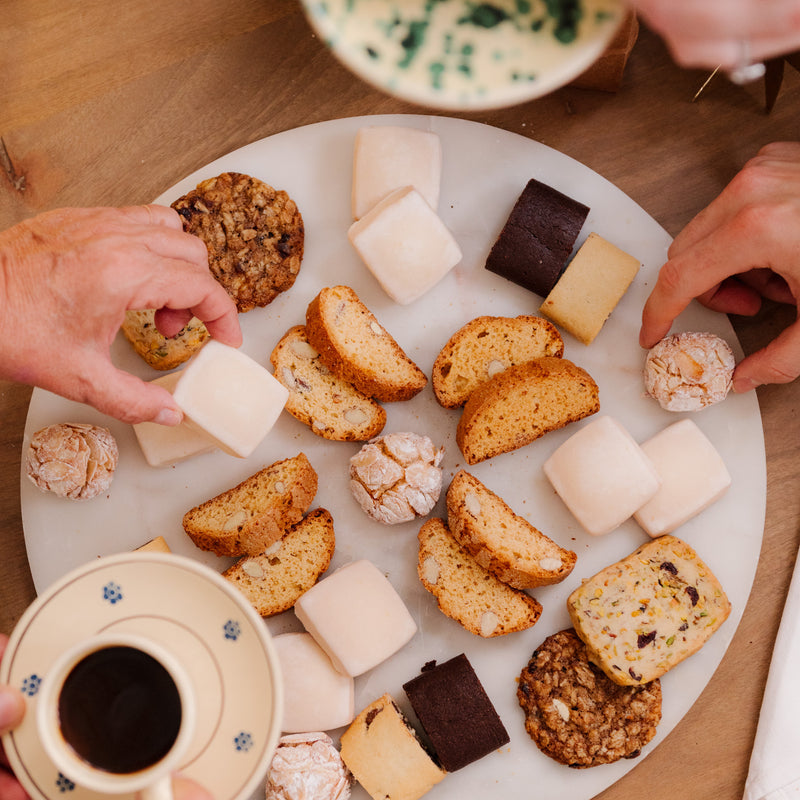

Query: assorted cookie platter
20,116,766,800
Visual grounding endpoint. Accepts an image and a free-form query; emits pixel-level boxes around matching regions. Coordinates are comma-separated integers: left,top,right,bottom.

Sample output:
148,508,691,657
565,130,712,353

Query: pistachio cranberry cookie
517,629,662,768
171,171,304,312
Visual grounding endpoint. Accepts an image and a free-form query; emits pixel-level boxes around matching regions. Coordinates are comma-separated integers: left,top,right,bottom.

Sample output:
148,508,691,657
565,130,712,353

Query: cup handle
139,774,174,800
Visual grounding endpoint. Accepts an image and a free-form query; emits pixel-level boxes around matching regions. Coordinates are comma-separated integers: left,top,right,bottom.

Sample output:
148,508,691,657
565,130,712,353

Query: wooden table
2,2,799,798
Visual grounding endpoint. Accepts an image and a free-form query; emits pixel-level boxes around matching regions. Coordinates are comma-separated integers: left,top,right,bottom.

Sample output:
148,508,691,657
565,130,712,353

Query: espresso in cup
58,644,183,774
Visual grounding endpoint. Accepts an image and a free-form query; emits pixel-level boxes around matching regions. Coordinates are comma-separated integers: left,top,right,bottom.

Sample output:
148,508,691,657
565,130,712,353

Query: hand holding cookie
0,205,241,424
640,142,800,392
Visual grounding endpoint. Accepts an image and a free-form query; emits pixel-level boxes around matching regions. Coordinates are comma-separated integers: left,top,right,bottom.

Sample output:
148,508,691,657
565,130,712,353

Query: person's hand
640,141,800,392
630,0,800,70
0,205,242,425
1,635,28,800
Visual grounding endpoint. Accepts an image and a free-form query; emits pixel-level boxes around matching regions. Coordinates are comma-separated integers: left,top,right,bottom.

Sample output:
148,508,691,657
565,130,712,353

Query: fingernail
154,407,183,426
733,376,760,393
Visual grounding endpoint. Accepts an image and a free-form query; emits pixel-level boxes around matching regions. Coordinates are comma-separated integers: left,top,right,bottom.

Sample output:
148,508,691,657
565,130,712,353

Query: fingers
154,308,194,339
0,769,29,800
733,318,800,391
0,685,25,737
171,775,213,800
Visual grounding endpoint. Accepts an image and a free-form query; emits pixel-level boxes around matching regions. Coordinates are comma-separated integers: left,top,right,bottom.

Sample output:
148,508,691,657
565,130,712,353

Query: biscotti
417,518,543,637
223,508,335,616
567,535,731,686
182,453,318,557
446,470,576,589
432,315,564,408
305,285,427,402
340,694,446,800
456,356,600,465
270,325,386,441
121,309,209,370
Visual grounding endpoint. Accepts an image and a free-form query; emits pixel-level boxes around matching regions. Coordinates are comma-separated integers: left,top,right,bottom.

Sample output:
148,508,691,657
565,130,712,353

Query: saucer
0,553,283,800
300,0,626,110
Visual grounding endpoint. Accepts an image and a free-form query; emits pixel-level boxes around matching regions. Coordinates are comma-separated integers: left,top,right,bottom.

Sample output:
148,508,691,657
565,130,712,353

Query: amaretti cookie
567,535,731,686
266,733,351,800
539,232,640,344
223,508,335,617
339,694,445,800
432,315,564,408
349,432,443,525
305,285,427,401
417,518,542,638
182,453,318,557
270,325,386,441
485,178,589,298
26,423,118,500
517,629,662,768
121,309,209,370
543,415,661,536
644,331,735,412
171,171,304,312
446,470,576,588
403,653,509,771
456,356,600,465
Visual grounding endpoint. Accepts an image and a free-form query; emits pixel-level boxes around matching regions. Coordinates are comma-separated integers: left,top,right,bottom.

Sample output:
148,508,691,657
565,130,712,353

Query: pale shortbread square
634,419,731,537
352,126,441,220
348,186,462,305
539,232,640,344
273,632,354,733
294,559,417,677
543,415,661,536
172,340,289,458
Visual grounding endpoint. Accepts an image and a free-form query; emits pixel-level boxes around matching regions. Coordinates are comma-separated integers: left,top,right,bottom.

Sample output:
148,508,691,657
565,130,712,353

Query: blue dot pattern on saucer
233,732,253,752
55,773,75,793
102,581,123,605
21,674,42,697
223,620,241,641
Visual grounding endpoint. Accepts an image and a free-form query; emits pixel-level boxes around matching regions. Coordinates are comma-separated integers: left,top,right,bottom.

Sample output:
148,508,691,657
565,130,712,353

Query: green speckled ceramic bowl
301,0,626,110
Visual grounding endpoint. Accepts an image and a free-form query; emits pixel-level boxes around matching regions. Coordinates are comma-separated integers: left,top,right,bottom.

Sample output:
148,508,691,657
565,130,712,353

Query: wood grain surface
2,3,799,799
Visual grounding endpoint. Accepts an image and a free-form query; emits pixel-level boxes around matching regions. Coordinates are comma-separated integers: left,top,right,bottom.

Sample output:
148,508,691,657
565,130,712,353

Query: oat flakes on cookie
172,172,304,312
517,629,661,768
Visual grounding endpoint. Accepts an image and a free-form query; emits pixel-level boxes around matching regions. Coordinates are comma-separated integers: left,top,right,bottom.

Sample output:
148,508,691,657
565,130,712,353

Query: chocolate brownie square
403,653,509,771
485,178,589,298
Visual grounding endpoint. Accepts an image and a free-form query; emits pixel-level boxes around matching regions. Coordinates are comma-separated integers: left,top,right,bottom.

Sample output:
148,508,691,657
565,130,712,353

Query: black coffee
58,645,182,774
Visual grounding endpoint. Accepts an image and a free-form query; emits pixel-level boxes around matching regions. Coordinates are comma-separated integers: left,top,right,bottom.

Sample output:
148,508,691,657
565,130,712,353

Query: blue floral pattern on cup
55,773,75,793
102,581,123,604
233,732,253,752
21,674,41,697
223,620,241,641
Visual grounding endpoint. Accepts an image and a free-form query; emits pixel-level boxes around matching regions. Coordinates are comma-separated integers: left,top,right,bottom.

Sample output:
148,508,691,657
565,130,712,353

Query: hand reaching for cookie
639,142,800,393
0,206,241,425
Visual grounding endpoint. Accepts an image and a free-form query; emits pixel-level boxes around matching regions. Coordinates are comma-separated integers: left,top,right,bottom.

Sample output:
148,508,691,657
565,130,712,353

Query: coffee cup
36,631,196,800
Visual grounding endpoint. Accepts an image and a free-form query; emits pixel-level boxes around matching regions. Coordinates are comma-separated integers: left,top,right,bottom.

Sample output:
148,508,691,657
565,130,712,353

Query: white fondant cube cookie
133,372,217,467
172,340,289,458
352,126,441,220
348,186,462,305
634,419,731,537
294,559,417,677
273,632,355,733
543,415,661,536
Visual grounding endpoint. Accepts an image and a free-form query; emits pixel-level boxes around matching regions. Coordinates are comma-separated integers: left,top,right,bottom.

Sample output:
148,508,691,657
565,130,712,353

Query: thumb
0,686,26,736
732,320,800,392
78,361,184,426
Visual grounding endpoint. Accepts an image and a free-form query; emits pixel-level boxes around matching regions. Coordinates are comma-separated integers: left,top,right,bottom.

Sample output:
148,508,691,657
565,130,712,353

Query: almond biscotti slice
182,453,317,557
456,356,600,465
432,315,564,408
446,470,576,589
567,535,731,686
271,325,386,441
305,285,427,402
223,508,335,616
417,518,542,638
